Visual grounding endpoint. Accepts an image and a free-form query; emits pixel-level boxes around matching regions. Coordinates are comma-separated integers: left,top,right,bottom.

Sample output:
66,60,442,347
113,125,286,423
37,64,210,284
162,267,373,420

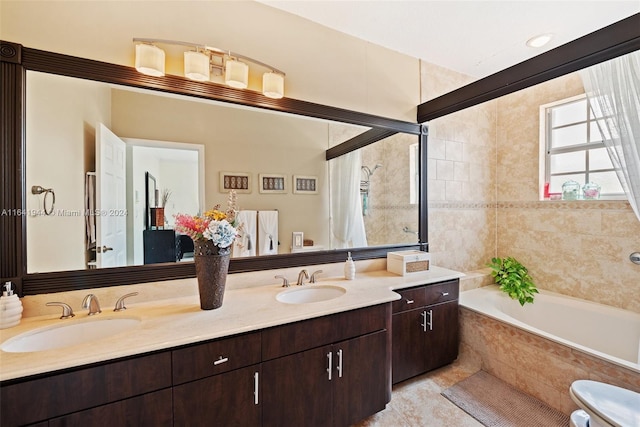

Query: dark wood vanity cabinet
261,304,392,427
392,279,459,384
0,304,391,427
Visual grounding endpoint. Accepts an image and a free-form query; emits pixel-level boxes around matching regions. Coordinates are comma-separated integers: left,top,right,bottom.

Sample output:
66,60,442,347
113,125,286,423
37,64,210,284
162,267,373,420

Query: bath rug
441,370,569,427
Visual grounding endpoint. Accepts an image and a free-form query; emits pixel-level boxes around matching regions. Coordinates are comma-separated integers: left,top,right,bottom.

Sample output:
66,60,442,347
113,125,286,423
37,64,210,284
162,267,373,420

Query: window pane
550,151,585,174
550,174,585,193
551,99,586,127
551,123,587,148
590,121,606,142
589,148,613,170
589,171,624,195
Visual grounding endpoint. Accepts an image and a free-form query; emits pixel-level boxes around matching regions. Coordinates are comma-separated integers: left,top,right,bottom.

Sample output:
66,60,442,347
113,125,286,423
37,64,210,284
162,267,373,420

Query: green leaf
488,256,538,306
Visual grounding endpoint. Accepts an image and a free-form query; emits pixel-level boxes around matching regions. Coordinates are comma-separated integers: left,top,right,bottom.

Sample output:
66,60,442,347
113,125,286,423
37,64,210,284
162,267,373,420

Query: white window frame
539,94,626,201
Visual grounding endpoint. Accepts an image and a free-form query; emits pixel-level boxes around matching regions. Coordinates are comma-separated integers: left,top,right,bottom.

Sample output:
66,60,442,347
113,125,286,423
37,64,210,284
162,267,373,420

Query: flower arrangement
174,190,240,249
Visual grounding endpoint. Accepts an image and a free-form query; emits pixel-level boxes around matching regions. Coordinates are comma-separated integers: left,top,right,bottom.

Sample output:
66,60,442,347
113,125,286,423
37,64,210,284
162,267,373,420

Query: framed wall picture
259,173,287,194
293,175,318,194
292,231,304,250
219,171,251,193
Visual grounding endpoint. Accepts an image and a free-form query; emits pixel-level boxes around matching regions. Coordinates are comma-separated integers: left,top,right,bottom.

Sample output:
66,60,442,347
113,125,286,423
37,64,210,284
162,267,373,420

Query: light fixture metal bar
132,38,285,76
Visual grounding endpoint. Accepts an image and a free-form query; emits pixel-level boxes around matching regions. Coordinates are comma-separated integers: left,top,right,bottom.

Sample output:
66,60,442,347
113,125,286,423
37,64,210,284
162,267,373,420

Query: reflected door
96,123,127,268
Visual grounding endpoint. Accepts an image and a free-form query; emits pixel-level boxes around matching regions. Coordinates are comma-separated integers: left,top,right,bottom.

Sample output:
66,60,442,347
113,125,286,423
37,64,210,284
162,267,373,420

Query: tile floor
354,360,484,427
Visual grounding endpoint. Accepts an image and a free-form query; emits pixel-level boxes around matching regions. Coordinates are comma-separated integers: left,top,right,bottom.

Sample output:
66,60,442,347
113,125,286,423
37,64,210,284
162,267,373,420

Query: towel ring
31,185,56,216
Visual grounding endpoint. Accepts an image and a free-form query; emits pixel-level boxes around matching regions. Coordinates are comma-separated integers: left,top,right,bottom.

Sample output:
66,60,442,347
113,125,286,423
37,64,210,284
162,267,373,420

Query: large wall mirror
0,41,426,295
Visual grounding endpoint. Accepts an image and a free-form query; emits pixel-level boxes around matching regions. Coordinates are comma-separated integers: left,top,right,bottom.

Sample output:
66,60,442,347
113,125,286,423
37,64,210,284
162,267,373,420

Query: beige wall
421,61,498,278
422,59,640,313
26,72,111,273
0,0,419,121
496,73,640,313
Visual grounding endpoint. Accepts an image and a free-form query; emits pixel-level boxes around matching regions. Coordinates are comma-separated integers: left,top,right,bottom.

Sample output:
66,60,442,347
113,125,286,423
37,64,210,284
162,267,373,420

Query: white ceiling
259,1,639,78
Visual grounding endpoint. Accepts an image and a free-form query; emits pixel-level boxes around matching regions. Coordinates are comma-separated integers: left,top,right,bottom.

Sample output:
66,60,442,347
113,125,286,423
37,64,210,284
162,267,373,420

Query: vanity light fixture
133,38,286,98
526,33,554,48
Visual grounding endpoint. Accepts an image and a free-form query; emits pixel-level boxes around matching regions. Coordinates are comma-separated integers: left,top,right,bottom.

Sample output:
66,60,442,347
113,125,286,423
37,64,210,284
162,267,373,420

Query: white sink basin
276,285,346,304
1,317,141,353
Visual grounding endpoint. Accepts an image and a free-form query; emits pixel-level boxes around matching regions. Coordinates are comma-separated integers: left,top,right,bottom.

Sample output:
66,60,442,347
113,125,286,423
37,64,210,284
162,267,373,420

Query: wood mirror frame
0,41,427,296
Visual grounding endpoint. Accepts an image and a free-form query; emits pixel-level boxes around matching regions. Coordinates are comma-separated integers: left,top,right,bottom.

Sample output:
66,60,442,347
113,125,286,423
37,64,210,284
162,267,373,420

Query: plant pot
193,240,231,310
150,207,165,229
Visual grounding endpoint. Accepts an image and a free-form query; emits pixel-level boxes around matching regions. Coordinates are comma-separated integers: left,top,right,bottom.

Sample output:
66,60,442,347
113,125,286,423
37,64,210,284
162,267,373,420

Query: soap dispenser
344,252,356,280
0,282,23,329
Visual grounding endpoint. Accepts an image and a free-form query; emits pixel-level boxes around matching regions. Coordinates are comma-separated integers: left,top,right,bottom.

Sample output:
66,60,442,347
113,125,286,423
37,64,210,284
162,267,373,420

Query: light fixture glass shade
262,72,284,99
135,44,165,77
184,51,210,81
225,59,249,89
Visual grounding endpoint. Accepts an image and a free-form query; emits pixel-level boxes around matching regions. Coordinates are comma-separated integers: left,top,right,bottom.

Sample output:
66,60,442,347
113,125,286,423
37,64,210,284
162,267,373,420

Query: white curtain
330,151,368,248
579,51,640,221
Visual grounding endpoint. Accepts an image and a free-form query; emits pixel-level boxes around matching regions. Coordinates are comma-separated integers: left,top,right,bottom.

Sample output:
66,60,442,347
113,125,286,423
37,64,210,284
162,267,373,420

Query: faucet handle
275,275,290,287
310,270,323,283
114,292,139,312
46,302,75,319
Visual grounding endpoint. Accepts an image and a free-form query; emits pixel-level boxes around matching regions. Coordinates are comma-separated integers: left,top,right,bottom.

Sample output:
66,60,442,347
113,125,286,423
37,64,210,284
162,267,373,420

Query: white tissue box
387,250,430,276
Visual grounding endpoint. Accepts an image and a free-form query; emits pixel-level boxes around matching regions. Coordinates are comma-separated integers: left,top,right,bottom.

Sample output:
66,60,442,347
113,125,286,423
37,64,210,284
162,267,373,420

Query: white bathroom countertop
0,266,463,382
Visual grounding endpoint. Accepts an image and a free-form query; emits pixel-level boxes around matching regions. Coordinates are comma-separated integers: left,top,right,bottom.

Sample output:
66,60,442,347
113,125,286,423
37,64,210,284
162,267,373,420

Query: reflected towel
233,210,257,258
258,210,278,255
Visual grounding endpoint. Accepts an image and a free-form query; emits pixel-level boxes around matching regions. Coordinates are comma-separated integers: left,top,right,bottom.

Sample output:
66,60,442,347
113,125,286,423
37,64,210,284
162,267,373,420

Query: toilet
569,380,640,427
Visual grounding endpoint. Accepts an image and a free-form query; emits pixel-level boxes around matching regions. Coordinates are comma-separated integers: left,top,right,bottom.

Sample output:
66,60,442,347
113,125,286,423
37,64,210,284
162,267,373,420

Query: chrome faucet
296,269,309,286
82,294,101,315
310,270,323,283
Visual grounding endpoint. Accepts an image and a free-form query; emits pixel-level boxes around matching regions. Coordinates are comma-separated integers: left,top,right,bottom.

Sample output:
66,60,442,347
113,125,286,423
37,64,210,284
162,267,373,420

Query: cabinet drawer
172,331,261,385
392,287,427,313
424,280,459,305
0,352,171,427
262,303,390,360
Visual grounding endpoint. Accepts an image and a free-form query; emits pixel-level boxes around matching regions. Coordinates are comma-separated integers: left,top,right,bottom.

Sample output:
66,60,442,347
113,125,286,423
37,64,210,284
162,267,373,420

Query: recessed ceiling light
526,33,554,48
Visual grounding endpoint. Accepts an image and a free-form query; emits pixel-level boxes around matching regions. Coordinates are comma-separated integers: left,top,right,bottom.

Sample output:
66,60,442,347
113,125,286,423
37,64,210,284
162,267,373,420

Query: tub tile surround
0,263,464,382
460,307,640,416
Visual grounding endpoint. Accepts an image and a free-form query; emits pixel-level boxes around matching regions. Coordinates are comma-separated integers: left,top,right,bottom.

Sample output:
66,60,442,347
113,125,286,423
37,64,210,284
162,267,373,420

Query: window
541,95,624,200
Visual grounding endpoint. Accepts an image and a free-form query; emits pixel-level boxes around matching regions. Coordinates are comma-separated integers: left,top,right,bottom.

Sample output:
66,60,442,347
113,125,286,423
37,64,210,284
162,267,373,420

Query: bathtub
460,285,640,374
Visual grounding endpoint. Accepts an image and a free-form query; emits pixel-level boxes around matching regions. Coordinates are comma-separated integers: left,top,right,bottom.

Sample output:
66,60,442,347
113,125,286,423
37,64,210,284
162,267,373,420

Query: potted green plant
488,257,538,306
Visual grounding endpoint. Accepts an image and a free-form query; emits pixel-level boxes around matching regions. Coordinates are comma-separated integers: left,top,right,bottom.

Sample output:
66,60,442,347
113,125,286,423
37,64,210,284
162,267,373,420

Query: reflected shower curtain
580,51,640,221
330,150,368,248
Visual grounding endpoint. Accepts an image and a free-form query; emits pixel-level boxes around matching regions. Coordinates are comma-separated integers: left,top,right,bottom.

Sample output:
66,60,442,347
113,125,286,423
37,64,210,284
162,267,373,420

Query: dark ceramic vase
193,240,231,310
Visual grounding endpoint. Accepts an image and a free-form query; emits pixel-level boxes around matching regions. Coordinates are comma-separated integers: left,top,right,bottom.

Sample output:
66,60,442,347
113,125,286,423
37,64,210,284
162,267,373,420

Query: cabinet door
173,365,261,427
392,307,427,384
262,345,333,427
333,330,389,427
424,301,459,371
49,389,172,427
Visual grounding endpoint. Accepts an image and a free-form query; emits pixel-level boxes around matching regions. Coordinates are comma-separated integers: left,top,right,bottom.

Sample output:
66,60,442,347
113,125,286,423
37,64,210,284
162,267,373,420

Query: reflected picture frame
219,171,251,193
293,175,318,194
259,173,287,194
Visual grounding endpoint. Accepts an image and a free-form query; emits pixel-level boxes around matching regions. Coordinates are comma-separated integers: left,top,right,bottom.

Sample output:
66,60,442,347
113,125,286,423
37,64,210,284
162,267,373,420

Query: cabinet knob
405,298,414,304
213,356,229,366
441,292,449,297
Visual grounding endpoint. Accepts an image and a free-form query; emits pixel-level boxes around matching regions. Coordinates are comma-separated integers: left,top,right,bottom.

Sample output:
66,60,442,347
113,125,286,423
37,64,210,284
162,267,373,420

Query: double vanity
0,265,462,426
